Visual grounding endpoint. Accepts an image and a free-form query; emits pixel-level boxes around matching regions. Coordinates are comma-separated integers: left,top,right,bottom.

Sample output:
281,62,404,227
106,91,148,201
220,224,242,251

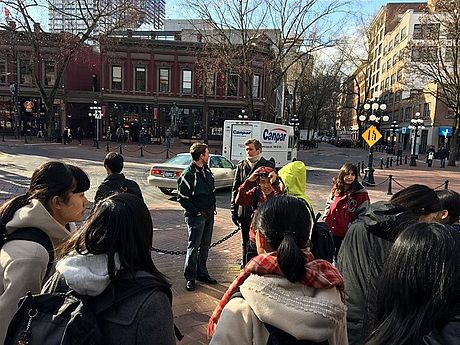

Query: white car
147,153,237,195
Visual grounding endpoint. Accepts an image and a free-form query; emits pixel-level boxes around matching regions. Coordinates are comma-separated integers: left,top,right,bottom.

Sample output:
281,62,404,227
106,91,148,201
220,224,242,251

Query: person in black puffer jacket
337,184,443,345
364,222,460,345
94,152,143,204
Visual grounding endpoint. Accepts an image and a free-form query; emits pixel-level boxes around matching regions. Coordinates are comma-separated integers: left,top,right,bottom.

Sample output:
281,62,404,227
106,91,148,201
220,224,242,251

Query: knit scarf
207,251,344,336
246,153,262,169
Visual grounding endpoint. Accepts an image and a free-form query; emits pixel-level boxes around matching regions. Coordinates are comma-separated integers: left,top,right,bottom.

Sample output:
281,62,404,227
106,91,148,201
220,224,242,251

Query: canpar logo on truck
263,128,287,143
232,129,252,136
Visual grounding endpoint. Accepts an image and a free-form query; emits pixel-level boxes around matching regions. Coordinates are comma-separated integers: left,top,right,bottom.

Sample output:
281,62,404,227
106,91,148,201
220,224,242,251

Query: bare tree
0,0,145,137
405,0,460,166
184,0,347,120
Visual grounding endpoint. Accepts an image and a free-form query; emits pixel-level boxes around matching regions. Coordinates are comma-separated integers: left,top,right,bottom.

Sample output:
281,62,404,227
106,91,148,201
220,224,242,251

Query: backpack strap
3,227,54,277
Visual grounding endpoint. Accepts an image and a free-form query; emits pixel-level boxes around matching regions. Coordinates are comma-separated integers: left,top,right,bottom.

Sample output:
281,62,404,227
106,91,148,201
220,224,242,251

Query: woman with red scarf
208,195,347,345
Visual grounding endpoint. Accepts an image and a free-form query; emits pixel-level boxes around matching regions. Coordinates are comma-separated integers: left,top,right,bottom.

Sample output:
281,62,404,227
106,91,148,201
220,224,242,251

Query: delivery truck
222,120,297,167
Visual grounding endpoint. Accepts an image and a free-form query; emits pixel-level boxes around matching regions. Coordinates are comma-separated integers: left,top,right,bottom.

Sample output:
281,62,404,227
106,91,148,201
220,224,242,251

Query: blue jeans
184,212,214,280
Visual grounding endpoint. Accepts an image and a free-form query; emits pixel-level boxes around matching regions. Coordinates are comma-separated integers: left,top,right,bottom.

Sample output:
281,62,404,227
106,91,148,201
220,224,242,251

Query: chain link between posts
151,227,241,255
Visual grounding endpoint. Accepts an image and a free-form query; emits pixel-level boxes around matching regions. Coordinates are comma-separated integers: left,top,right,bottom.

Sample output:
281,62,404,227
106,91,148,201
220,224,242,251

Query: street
1,140,459,344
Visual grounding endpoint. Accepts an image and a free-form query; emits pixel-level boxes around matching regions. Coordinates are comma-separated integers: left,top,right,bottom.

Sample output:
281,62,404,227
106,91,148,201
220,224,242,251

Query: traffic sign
362,125,382,148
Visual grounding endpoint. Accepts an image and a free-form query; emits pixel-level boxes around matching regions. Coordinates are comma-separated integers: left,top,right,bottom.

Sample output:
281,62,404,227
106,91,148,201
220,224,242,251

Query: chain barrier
359,176,390,187
142,146,167,155
150,227,241,255
392,178,406,189
433,182,446,190
123,145,142,153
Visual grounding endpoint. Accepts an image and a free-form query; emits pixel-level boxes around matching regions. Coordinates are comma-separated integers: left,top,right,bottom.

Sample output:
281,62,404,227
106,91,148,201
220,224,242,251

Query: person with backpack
337,184,443,345
94,152,143,204
235,166,284,264
365,222,460,345
0,161,90,344
6,192,179,345
323,162,369,258
208,196,347,345
278,160,335,262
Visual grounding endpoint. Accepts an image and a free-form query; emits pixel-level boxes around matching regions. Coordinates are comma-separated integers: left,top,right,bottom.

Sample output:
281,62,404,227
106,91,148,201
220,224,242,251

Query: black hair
60,193,169,286
252,195,312,283
0,161,90,235
390,184,441,217
104,152,124,174
366,222,460,345
332,162,361,196
190,142,208,161
436,189,460,225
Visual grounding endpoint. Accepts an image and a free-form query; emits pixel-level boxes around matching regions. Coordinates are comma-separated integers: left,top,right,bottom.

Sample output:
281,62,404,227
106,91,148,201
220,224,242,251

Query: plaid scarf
207,251,344,336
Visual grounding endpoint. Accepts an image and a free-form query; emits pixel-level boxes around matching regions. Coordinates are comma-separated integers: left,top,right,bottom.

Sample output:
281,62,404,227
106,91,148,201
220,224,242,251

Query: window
396,69,402,82
423,102,431,118
382,62,386,72
389,93,394,104
206,73,215,95
404,107,412,121
111,65,122,90
385,77,390,90
412,46,438,62
134,66,146,92
390,73,396,85
43,61,56,86
393,54,398,65
387,60,391,70
159,68,170,93
227,72,238,96
20,59,33,84
400,26,407,40
445,46,454,62
413,23,440,39
182,69,192,94
0,58,6,84
395,91,401,103
413,24,422,38
253,74,260,98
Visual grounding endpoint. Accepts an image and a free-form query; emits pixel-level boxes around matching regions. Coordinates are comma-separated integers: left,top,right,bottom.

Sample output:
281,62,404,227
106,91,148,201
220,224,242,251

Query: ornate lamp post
390,120,398,155
89,100,102,149
409,112,425,166
289,114,300,145
238,109,248,119
359,96,389,186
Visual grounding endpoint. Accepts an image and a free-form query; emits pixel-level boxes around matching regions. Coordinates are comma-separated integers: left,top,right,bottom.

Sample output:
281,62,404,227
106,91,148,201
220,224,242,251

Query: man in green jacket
177,143,217,291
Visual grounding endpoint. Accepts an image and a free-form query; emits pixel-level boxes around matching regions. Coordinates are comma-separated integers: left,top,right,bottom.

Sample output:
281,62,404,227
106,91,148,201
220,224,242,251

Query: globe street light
359,97,389,186
238,109,248,119
390,120,398,155
409,112,425,166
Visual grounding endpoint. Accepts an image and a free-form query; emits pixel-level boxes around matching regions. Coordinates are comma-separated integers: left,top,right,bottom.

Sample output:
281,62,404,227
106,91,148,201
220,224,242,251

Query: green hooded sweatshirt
278,161,313,206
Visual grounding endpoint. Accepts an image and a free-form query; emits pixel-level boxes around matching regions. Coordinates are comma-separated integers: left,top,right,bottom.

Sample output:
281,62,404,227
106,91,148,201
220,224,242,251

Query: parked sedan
147,153,237,195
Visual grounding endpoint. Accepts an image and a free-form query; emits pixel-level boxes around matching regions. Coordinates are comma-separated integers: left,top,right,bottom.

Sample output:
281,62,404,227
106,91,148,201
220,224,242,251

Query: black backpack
0,227,54,277
304,203,335,263
231,292,329,345
5,275,183,345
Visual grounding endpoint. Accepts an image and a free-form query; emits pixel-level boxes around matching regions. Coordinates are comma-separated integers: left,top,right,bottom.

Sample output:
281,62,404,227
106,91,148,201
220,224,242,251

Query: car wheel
159,187,175,195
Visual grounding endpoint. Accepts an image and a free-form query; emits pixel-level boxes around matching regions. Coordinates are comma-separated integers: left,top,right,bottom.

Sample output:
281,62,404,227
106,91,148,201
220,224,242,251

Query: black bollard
141,146,144,157
380,158,384,169
390,156,393,167
404,155,408,164
166,147,169,159
386,157,389,169
357,162,361,173
445,180,449,189
396,156,399,166
387,175,393,195
361,160,365,174
119,145,122,154
96,140,99,149
106,142,109,152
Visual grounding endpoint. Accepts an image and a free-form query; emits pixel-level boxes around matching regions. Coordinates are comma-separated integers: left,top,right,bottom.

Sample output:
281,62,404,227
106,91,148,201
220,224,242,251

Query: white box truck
222,120,297,167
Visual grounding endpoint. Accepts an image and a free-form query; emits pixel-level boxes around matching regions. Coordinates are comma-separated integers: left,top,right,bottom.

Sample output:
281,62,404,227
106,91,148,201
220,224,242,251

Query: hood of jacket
360,201,417,242
240,275,346,342
5,199,69,242
56,251,121,296
278,161,312,204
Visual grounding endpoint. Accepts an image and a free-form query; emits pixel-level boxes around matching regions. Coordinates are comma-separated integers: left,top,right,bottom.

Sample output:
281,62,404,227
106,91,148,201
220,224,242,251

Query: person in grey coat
42,193,177,345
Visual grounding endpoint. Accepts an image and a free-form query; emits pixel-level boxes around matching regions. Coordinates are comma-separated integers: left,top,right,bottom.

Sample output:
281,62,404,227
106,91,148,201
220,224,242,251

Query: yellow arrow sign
362,125,382,148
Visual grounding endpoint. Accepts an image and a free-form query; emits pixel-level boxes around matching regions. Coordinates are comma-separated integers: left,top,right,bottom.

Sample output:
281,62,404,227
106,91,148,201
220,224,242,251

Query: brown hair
244,138,262,151
332,162,361,196
190,142,208,161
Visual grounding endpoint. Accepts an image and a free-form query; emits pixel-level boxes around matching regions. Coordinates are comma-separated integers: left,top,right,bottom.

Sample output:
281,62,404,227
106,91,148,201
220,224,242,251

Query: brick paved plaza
1,138,459,344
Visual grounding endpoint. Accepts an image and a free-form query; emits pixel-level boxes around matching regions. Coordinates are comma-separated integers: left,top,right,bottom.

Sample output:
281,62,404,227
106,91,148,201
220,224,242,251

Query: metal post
96,118,100,149
387,175,393,195
363,146,375,186
106,142,109,152
119,144,122,154
385,157,389,168
445,180,449,189
361,160,365,174
380,158,384,169
357,162,361,173
140,146,144,157
409,127,418,166
390,157,393,167
405,155,408,164
396,156,399,166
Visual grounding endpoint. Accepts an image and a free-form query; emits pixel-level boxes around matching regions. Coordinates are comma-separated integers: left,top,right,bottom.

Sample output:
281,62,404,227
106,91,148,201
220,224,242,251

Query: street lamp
389,120,398,155
289,114,300,143
359,96,389,186
409,112,425,166
89,100,102,149
238,109,248,119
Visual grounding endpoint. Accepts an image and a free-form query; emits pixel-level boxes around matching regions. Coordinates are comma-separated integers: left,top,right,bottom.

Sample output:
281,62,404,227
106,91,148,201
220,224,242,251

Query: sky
4,0,428,32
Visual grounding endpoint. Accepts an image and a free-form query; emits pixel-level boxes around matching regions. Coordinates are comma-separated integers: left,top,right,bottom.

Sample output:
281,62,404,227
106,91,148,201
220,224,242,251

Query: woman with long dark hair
0,161,90,343
323,162,369,256
365,222,460,345
44,193,176,344
209,195,347,344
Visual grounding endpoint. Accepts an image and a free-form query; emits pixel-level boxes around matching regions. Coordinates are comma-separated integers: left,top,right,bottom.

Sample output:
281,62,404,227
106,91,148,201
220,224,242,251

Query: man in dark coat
337,185,443,345
438,146,449,168
94,152,144,203
230,138,275,267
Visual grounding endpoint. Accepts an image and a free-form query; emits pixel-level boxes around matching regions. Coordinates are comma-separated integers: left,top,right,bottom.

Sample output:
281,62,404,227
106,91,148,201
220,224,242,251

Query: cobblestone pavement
1,137,459,344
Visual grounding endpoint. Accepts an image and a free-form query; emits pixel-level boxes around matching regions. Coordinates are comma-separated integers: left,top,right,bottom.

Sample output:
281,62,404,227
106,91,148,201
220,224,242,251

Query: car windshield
164,155,192,165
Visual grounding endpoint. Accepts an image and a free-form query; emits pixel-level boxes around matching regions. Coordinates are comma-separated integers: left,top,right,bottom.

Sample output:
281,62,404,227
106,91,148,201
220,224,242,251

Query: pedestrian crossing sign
362,125,382,148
